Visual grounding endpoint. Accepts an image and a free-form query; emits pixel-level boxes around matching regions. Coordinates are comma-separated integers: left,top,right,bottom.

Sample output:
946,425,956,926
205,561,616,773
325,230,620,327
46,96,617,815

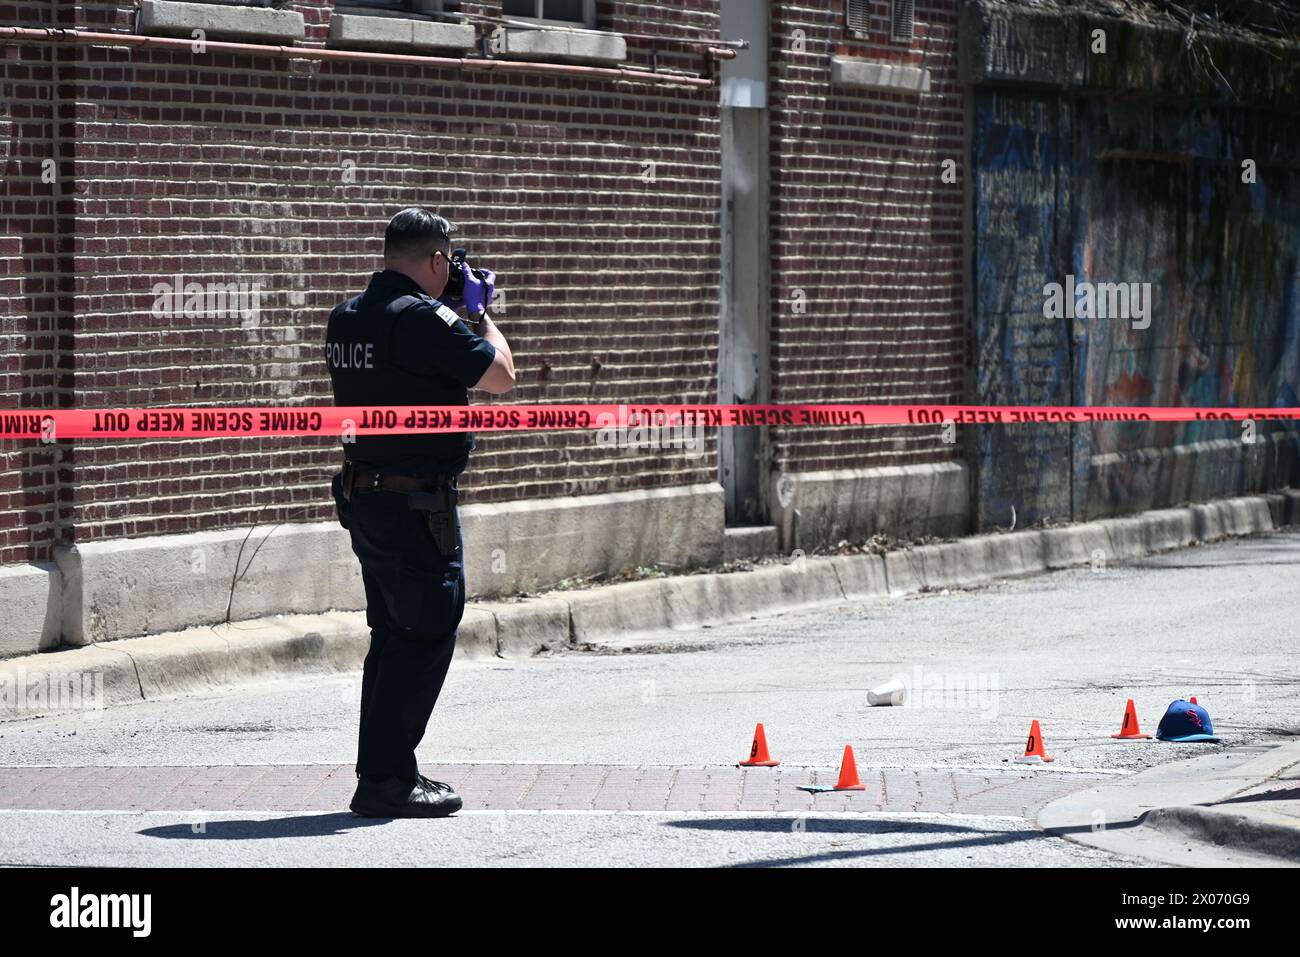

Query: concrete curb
0,494,1286,713
1039,740,1300,866
1142,806,1300,862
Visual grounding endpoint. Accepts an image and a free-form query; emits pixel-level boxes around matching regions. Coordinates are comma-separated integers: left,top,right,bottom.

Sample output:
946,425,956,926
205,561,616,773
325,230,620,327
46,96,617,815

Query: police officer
326,208,515,817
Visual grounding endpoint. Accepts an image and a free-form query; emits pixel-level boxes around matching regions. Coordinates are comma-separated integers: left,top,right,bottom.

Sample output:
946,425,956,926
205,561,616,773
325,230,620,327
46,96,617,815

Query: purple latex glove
462,264,496,319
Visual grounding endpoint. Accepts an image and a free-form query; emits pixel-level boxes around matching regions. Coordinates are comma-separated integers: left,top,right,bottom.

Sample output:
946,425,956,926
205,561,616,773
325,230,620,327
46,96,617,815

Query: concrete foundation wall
463,482,725,597
1,483,725,658
1085,435,1300,521
0,564,61,657
771,462,971,550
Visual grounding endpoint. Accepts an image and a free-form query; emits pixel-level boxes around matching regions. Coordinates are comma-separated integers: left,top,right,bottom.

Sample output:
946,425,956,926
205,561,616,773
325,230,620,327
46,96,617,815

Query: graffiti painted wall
1074,101,1300,517
965,2,1300,529
972,90,1074,528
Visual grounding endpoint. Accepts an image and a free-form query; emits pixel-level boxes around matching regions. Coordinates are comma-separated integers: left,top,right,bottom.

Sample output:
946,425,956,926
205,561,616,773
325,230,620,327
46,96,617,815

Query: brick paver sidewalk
0,764,1108,815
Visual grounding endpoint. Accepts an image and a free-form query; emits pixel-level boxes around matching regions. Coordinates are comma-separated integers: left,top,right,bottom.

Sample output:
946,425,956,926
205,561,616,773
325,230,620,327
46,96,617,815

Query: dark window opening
503,0,594,27
340,0,415,10
846,0,868,37
891,0,915,42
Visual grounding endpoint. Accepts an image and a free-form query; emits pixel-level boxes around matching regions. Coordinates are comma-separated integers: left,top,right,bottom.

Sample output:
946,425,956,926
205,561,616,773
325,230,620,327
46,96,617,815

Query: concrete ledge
829,553,888,600
138,0,306,43
475,598,568,659
712,561,844,620
488,25,627,65
0,563,61,657
831,55,931,94
1190,497,1274,541
1041,522,1111,569
328,13,476,53
464,482,725,598
456,606,498,659
566,559,846,648
0,606,497,714
1144,805,1300,862
15,484,721,654
914,532,1048,589
881,494,1275,594
772,461,970,552
565,578,671,644
1085,435,1300,521
1262,492,1287,528
1101,511,1192,562
54,522,363,647
121,612,369,700
723,525,779,563
0,643,143,714
1282,489,1300,525
883,550,923,596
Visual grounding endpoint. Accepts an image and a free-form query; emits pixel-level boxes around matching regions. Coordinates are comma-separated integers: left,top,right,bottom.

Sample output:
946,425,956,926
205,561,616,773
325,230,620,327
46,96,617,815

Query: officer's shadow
139,813,389,841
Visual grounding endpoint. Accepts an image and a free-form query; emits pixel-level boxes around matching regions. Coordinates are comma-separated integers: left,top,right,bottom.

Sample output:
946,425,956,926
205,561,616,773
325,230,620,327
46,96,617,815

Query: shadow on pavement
668,818,1046,867
667,817,989,836
1212,785,1300,805
138,813,389,840
671,816,1142,866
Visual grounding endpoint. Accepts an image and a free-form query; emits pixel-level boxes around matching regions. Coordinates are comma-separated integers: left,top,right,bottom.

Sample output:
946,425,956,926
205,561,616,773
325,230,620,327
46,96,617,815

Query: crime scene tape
0,405,1296,440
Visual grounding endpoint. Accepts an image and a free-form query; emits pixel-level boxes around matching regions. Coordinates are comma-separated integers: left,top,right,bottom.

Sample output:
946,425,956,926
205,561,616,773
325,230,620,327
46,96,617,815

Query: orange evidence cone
1013,719,1055,763
738,722,780,767
796,744,868,793
832,745,867,791
1111,699,1152,739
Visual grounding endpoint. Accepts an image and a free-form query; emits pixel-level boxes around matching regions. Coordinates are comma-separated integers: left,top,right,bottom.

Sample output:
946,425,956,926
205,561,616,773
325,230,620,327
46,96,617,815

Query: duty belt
339,460,455,499
338,461,460,557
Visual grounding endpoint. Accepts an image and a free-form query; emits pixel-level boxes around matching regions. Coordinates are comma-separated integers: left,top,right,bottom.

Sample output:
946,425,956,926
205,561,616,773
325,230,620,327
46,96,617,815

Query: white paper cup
867,678,907,707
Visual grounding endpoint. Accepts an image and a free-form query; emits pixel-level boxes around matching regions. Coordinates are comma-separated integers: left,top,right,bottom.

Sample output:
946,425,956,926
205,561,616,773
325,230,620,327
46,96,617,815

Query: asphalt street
2,531,1297,867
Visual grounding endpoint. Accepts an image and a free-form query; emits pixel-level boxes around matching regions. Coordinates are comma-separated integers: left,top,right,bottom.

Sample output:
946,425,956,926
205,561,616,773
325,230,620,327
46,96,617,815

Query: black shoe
349,774,463,818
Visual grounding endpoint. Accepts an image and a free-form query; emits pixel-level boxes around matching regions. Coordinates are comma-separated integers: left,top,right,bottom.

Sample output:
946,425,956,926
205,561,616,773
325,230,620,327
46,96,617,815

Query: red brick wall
0,1,75,566
2,0,968,568
767,0,964,473
1,0,722,560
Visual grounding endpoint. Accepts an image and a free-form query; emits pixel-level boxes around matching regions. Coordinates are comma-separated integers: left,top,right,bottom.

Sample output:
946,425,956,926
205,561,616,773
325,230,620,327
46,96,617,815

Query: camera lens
443,254,465,298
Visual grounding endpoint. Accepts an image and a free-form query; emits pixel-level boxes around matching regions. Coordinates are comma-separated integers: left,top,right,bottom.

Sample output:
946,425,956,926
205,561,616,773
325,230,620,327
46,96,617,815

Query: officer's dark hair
384,208,454,261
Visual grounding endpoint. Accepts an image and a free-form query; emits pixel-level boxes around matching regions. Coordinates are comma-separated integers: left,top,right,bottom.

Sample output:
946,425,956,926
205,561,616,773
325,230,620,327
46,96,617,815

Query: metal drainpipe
0,26,727,88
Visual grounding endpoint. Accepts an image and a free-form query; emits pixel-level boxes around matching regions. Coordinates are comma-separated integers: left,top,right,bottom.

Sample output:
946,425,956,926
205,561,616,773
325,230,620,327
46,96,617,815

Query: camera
441,247,489,302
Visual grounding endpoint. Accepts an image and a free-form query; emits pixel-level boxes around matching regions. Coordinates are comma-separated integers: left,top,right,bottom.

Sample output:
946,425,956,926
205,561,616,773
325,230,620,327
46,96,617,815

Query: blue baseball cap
1156,700,1221,743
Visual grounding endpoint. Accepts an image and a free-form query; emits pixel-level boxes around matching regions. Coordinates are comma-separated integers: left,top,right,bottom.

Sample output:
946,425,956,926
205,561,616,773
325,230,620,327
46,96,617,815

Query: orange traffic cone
832,745,866,791
738,723,780,767
1014,719,1055,763
1111,699,1152,739
796,744,869,793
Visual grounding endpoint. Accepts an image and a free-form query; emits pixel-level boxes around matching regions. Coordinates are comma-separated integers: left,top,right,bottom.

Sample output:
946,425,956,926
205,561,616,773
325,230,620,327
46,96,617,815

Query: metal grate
891,0,915,42
846,0,869,37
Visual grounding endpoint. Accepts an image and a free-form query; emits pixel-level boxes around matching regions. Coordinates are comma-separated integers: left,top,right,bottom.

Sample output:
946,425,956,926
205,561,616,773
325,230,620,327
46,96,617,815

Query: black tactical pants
332,473,465,783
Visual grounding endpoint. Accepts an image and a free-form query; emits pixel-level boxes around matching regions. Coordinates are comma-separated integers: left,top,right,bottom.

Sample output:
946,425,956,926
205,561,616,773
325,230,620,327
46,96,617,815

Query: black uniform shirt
325,269,497,476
